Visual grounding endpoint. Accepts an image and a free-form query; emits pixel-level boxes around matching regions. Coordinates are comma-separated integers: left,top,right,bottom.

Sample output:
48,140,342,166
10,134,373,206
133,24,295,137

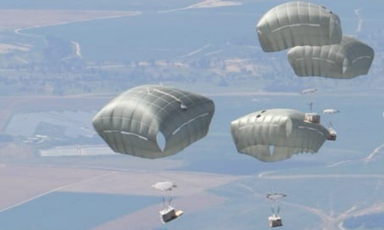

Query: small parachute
152,181,183,223
288,35,374,79
323,109,340,114
300,88,317,95
266,193,287,228
152,181,177,191
300,88,318,112
266,193,287,201
257,1,342,52
230,109,333,162
93,85,215,159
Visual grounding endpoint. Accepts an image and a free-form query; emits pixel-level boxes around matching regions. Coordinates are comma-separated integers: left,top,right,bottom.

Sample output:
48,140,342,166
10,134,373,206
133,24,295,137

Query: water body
0,192,159,230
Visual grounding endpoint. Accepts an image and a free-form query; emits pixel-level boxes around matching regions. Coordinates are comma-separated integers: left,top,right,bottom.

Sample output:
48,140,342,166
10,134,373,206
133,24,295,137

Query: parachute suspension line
271,200,277,215
271,200,281,216
162,196,173,208
167,187,174,207
267,193,286,216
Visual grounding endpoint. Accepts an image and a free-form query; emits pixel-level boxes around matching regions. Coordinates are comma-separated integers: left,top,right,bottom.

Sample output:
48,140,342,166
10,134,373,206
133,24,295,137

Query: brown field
63,170,238,196
0,164,239,230
0,94,236,229
0,10,141,31
90,192,227,230
0,165,110,211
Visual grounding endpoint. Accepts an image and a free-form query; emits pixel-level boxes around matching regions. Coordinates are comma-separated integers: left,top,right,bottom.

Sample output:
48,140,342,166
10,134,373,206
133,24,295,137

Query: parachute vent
157,132,167,151
269,145,275,156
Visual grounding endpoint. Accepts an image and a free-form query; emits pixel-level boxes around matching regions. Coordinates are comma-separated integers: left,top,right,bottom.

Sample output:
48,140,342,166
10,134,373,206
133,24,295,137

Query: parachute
300,88,317,95
257,1,342,52
93,85,215,159
152,181,183,223
323,109,339,114
266,193,287,228
230,109,332,162
266,193,287,201
288,35,374,79
152,181,177,191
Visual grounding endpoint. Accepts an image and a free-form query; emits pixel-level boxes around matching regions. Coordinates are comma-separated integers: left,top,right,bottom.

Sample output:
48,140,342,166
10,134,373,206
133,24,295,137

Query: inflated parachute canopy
231,109,330,162
323,109,339,114
266,193,287,201
257,1,342,52
152,181,177,192
93,85,215,159
288,35,374,79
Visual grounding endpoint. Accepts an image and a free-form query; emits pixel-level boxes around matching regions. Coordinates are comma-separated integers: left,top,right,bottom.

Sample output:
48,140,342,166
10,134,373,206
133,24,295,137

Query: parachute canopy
267,193,287,201
288,35,374,79
301,88,317,95
152,181,177,191
231,109,331,162
257,1,342,52
323,109,339,114
93,85,215,159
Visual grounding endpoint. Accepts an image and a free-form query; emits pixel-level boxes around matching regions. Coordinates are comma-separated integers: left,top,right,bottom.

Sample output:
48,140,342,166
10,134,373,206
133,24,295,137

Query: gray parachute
230,109,331,162
257,1,342,52
288,35,374,79
93,85,215,159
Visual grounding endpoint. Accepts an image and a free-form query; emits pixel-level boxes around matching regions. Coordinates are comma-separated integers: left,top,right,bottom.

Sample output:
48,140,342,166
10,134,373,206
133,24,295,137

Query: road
258,172,384,230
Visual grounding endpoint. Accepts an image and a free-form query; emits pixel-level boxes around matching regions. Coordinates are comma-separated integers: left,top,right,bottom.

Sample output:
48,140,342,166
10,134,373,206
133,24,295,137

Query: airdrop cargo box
304,113,321,124
327,128,337,141
268,215,283,228
160,206,183,223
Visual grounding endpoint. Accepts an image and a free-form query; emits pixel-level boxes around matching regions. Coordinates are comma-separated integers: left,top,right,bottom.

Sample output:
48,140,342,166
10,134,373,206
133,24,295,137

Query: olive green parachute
288,35,374,79
230,109,331,162
93,85,215,159
257,1,342,52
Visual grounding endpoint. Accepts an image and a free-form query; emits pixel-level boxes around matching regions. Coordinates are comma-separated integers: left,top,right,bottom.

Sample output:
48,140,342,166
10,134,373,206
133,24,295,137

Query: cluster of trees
1,32,383,97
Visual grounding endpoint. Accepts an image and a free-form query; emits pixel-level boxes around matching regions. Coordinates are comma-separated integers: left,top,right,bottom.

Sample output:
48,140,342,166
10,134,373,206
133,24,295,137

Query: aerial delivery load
256,1,342,52
93,85,215,159
288,35,374,79
152,181,183,223
230,109,335,162
266,193,287,228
